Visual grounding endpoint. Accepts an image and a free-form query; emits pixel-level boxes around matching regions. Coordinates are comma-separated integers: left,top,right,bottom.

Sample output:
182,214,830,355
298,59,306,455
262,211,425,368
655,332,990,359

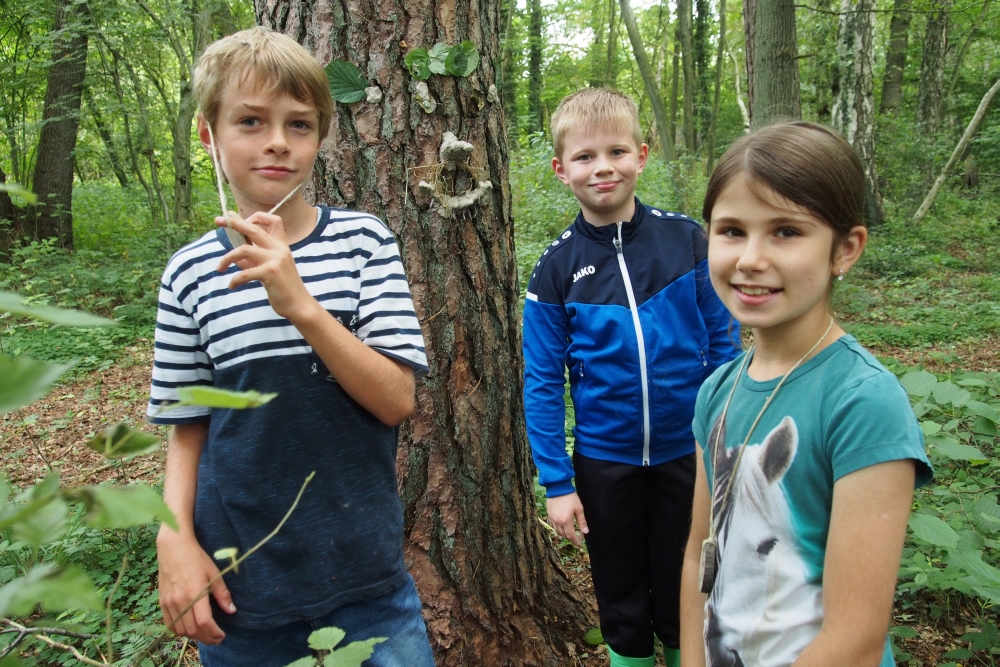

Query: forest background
2,0,1000,665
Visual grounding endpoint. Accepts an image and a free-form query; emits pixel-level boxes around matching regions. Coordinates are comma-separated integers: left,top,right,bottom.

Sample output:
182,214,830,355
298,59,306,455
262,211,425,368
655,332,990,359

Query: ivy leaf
308,626,346,651
445,41,479,77
0,564,101,618
85,423,160,459
404,48,431,80
0,182,36,204
583,627,604,645
909,514,959,549
326,638,387,667
900,370,937,397
174,386,278,409
428,43,450,75
325,60,368,104
0,291,115,326
0,355,75,414
932,381,971,407
78,484,178,531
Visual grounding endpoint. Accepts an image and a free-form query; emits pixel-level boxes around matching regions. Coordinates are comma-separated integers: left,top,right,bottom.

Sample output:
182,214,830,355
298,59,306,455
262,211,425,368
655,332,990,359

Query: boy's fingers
211,577,237,614
192,597,225,643
576,507,589,535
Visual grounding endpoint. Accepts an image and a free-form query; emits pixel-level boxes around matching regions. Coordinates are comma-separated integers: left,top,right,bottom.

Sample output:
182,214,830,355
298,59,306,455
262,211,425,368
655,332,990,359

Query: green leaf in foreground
445,40,479,77
0,355,74,414
428,43,450,74
327,638,387,667
0,291,115,326
888,625,919,639
0,564,101,617
308,626,346,651
583,627,604,645
899,370,937,397
909,513,959,549
12,496,69,548
933,441,987,461
79,484,178,530
404,48,431,80
325,60,368,103
175,386,278,409
282,658,317,667
86,423,160,459
0,182,36,203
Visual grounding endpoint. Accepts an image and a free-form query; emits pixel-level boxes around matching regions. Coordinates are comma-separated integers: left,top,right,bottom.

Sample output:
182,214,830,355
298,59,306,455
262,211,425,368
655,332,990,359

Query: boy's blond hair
550,87,643,157
193,27,334,142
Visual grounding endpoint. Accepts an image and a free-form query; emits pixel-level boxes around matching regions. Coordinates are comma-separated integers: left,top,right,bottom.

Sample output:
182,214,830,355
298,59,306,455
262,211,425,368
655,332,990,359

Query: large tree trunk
30,0,89,249
832,0,885,226
256,2,593,664
879,0,911,113
678,0,695,153
619,0,674,161
528,0,544,134
917,1,949,135
744,0,800,128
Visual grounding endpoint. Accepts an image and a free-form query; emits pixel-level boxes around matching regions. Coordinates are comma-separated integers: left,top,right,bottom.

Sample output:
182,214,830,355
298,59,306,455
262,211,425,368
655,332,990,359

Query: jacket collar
573,197,645,241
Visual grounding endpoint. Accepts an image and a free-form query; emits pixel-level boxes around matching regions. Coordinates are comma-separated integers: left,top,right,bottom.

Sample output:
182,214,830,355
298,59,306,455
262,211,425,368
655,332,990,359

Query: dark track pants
574,451,696,658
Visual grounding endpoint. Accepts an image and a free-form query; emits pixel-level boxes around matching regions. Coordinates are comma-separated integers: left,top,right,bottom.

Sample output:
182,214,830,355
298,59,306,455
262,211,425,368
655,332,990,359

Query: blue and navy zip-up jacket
523,199,740,497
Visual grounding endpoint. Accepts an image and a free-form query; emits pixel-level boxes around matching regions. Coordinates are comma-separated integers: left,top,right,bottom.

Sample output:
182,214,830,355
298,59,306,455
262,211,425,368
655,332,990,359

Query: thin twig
172,638,189,667
2,621,104,666
128,472,316,667
106,554,129,663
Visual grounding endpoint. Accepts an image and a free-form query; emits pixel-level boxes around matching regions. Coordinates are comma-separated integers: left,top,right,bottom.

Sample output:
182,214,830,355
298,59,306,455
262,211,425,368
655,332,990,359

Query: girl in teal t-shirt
680,122,932,667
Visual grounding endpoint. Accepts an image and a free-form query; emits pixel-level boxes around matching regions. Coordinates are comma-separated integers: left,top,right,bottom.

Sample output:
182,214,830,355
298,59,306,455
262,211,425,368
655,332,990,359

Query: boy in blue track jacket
522,87,739,667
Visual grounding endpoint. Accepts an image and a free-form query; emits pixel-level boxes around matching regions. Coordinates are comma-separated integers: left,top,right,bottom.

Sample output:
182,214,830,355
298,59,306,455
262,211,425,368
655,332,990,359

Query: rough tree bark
255,1,593,664
678,0,695,153
744,0,800,128
916,1,950,134
879,0,911,113
528,0,544,134
832,0,886,226
619,0,673,161
30,0,89,248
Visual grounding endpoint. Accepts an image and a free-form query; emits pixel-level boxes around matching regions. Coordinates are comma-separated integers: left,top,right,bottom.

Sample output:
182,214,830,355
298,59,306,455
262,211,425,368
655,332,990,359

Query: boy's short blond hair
194,27,334,142
550,87,643,157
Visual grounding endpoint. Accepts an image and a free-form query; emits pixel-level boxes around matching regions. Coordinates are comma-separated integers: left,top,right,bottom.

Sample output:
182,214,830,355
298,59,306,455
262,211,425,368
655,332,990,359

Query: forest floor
1,339,998,666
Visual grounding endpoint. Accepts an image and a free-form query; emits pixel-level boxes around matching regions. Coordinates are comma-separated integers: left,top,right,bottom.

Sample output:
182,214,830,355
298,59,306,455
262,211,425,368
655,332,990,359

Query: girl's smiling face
708,173,865,343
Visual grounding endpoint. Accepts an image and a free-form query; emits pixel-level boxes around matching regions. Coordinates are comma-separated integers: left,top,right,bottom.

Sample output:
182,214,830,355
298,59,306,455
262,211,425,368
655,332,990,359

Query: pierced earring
837,268,845,282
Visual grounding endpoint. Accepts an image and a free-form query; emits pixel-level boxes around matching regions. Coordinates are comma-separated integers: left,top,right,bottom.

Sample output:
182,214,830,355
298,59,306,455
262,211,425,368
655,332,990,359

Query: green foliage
325,60,368,104
172,386,278,410
0,356,74,413
85,423,161,459
444,41,479,77
0,184,35,205
405,41,480,80
281,626,387,667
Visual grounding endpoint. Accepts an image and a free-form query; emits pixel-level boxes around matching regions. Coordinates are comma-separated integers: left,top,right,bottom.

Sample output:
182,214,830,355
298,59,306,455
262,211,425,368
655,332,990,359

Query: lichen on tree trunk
255,0,594,663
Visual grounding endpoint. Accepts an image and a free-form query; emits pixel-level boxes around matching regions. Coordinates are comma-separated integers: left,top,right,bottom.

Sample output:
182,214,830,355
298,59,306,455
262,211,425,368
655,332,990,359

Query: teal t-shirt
692,335,932,667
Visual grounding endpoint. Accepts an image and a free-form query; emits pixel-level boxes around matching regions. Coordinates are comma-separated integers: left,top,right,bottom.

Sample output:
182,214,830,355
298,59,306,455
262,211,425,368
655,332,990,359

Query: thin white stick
205,123,229,218
267,182,303,215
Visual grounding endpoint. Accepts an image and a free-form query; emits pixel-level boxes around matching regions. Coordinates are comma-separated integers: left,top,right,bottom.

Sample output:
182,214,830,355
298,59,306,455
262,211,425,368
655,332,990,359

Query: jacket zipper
613,223,651,466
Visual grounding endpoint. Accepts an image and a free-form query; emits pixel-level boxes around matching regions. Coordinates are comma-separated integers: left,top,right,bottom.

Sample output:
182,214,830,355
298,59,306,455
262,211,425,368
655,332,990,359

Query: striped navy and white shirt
146,206,429,627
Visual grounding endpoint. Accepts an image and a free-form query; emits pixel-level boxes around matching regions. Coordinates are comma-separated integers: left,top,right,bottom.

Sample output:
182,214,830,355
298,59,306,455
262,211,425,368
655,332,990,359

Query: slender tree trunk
0,166,19,233
917,1,949,135
257,1,593,664
832,0,885,225
604,0,618,86
945,0,992,105
705,0,726,173
914,78,1000,223
694,0,710,148
501,0,519,137
668,26,680,154
83,88,129,187
30,0,89,248
527,0,544,135
620,0,673,161
678,0,695,153
589,0,606,87
879,0,911,113
744,0,800,128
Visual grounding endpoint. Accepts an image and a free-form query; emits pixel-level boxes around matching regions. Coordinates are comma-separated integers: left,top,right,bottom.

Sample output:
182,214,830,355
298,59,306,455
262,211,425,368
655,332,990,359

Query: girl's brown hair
702,121,868,245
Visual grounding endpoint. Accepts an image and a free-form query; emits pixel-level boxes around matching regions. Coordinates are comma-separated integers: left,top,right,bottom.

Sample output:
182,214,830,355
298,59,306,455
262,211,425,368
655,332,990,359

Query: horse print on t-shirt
704,416,823,667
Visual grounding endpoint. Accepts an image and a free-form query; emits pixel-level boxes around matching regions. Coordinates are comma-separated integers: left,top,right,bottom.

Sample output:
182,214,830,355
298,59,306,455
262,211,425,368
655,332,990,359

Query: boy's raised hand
546,492,589,548
216,212,311,319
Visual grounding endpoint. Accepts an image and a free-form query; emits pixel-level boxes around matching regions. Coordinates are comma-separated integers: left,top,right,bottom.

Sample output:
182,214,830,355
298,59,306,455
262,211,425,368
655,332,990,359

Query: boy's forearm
160,421,209,540
288,297,415,426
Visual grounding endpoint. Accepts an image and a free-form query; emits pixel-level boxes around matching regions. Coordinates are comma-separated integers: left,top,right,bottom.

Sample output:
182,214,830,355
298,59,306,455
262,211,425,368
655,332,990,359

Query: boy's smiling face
200,73,321,215
552,125,648,227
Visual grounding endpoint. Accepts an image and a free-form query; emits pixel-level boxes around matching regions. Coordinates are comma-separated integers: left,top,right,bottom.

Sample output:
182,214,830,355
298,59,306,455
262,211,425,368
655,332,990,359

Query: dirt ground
2,338,999,666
